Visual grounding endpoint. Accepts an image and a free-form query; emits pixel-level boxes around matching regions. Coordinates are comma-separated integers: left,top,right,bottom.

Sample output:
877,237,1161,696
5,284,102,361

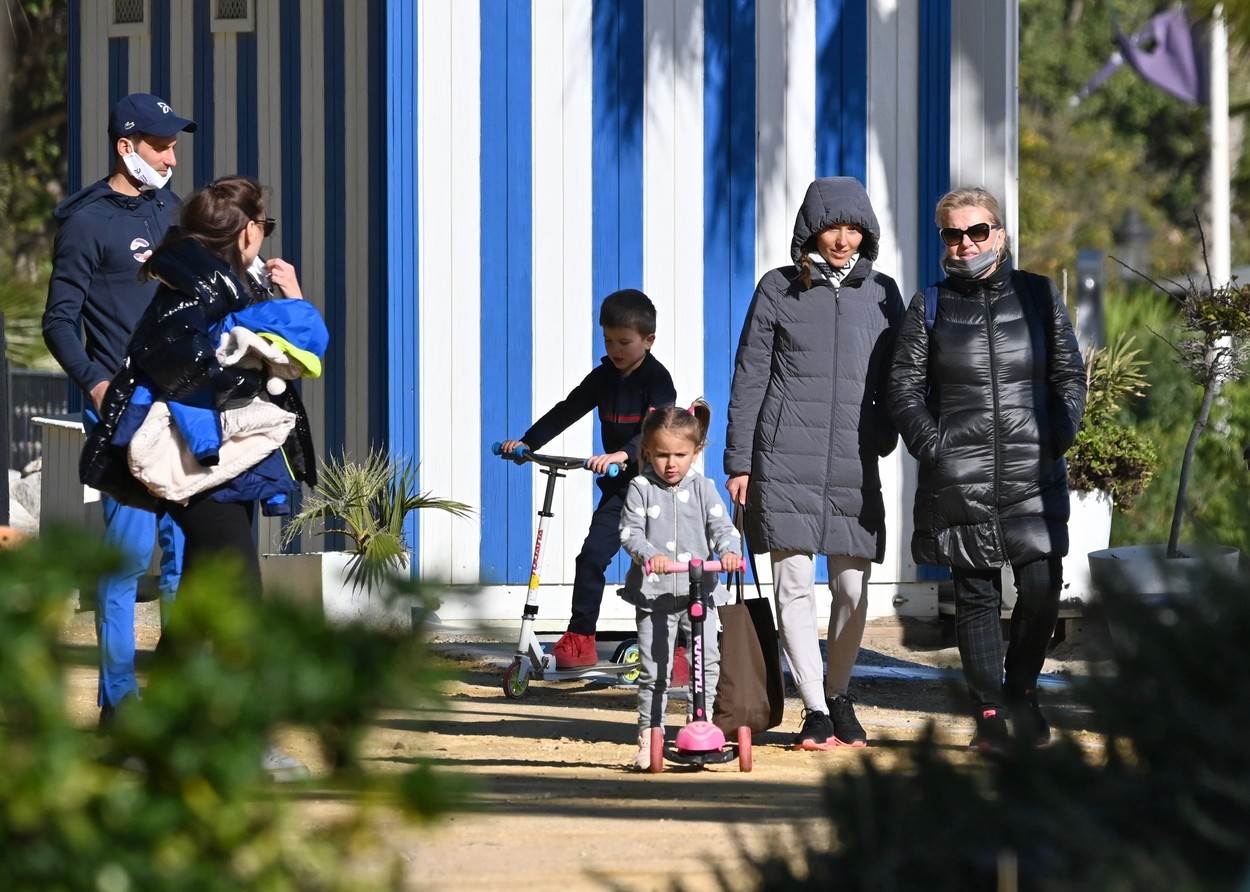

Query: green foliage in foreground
732,560,1250,891
0,526,465,890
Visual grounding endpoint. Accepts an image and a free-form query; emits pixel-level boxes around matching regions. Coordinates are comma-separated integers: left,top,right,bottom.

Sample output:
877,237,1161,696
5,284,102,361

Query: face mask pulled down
942,233,1003,280
122,143,172,191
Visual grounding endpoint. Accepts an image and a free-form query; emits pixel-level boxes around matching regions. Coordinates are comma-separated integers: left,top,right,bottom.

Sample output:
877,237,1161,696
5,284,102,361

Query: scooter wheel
737,726,753,773
612,639,642,685
649,727,665,774
502,660,529,700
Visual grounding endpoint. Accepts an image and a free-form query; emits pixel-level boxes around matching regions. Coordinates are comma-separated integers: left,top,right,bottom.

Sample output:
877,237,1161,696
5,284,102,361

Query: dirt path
62,616,1106,890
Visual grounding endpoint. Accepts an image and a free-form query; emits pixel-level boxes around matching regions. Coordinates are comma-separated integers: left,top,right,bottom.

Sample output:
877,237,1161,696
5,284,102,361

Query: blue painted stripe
108,38,128,109
279,0,301,271
323,0,347,536
815,0,867,181
67,0,81,193
386,0,420,568
917,0,951,288
151,0,172,102
236,33,259,177
368,0,388,447
916,0,952,584
192,0,213,187
479,0,533,584
591,0,643,585
702,0,756,529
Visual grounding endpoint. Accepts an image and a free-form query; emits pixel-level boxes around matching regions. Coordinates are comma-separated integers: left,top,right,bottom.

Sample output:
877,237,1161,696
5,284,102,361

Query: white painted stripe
755,0,787,282
866,0,919,585
129,35,151,94
784,0,815,243
417,0,481,582
447,0,481,583
554,0,596,583
213,33,237,181
672,0,704,437
299,0,327,485
169,0,195,191
82,1,110,182
256,0,283,260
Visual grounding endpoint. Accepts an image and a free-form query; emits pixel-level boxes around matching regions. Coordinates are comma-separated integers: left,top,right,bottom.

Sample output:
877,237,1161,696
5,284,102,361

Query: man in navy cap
42,93,196,723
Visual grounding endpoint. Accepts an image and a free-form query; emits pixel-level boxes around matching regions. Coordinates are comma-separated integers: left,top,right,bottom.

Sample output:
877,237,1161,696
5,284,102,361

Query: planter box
1002,489,1112,610
1088,543,1241,602
260,551,414,631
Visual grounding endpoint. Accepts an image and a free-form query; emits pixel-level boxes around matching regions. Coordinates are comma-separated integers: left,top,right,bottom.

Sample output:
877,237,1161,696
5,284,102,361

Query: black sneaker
1008,689,1051,747
970,707,1011,755
792,708,836,751
826,693,867,746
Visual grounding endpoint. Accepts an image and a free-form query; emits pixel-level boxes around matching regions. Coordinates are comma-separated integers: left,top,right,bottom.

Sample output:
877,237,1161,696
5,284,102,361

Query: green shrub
0,525,463,890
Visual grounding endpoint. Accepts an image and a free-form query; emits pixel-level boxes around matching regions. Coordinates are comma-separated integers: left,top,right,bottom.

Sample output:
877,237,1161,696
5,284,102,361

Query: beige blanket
127,397,296,504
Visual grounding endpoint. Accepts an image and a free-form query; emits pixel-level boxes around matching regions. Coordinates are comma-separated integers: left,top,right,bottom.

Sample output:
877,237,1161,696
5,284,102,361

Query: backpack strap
923,284,940,332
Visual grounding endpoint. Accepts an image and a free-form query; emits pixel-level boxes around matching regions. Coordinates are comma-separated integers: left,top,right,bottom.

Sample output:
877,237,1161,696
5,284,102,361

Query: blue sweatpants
85,409,185,708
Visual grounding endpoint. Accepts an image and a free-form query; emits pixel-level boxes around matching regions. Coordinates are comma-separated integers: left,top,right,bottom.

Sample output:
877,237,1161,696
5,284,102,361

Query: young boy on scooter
618,401,742,769
499,289,676,668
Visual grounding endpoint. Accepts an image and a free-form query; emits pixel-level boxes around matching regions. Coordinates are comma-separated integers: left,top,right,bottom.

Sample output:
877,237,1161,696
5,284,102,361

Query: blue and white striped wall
71,0,1019,628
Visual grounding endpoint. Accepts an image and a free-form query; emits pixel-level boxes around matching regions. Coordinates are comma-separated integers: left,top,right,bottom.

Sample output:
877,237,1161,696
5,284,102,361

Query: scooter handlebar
643,558,725,575
491,442,621,476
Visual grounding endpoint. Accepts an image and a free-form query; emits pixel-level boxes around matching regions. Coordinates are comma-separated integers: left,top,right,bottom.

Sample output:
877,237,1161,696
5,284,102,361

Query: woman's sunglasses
940,222,998,247
256,217,277,237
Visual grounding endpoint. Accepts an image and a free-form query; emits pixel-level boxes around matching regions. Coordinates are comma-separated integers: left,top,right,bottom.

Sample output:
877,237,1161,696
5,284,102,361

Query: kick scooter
644,558,752,773
492,442,642,699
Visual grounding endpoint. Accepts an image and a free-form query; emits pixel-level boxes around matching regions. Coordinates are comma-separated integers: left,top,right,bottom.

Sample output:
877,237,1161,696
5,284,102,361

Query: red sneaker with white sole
550,631,597,668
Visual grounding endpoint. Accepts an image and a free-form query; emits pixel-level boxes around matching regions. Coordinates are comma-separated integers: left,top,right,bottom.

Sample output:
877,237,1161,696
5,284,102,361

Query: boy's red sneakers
671,645,690,687
550,631,597,668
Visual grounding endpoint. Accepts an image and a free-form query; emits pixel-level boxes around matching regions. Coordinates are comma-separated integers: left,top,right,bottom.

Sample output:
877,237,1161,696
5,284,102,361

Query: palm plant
283,450,473,589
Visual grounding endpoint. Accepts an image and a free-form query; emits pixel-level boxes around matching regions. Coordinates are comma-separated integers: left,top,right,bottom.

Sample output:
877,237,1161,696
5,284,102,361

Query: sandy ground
61,611,1108,891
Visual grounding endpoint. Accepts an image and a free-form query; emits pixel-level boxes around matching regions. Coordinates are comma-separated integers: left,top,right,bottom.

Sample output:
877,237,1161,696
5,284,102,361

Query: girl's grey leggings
771,551,871,713
635,605,720,731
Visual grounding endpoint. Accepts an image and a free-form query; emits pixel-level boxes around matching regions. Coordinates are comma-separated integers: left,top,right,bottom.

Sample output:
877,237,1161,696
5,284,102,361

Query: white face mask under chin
122,150,172,191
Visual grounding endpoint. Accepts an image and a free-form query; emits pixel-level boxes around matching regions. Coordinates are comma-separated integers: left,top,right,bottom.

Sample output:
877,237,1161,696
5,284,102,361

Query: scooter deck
662,744,738,766
537,661,638,680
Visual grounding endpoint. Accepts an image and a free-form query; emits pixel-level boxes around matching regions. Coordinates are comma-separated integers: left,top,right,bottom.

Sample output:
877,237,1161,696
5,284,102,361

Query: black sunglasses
940,222,998,247
255,217,277,237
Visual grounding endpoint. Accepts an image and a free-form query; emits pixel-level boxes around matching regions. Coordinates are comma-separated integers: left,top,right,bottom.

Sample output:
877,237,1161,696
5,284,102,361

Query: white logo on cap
124,121,135,131
158,101,171,114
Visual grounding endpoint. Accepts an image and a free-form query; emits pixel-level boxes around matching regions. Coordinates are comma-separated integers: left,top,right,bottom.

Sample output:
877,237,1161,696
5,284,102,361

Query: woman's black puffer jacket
80,237,316,510
887,255,1086,569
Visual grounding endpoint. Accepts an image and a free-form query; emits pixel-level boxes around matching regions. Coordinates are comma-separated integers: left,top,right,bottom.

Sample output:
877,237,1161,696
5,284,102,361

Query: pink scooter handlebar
643,558,726,575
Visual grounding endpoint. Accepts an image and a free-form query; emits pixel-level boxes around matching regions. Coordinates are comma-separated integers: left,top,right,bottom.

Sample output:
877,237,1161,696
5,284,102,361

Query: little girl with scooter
618,400,742,770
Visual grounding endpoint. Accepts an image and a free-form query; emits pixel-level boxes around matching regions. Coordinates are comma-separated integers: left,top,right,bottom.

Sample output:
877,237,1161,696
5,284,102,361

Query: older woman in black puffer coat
888,187,1086,753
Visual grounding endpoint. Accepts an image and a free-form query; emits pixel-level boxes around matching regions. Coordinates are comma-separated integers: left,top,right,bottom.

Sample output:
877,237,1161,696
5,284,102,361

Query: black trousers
568,487,627,634
952,556,1062,710
165,499,261,597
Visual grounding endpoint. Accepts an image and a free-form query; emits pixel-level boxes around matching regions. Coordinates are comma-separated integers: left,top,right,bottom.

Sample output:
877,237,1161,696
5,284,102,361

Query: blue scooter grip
585,461,621,477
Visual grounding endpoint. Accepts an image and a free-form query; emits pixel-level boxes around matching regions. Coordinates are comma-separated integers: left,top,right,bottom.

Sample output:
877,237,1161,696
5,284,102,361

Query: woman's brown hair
641,399,712,456
143,175,267,281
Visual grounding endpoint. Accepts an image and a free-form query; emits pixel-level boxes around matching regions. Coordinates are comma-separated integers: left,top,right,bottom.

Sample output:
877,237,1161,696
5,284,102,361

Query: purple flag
1072,8,1202,107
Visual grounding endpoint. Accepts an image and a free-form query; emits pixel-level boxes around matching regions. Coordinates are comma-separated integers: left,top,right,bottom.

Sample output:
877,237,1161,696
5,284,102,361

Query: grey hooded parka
724,177,904,561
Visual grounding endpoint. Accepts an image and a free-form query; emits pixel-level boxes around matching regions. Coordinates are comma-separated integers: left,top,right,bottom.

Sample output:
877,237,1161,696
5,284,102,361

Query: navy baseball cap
108,93,197,141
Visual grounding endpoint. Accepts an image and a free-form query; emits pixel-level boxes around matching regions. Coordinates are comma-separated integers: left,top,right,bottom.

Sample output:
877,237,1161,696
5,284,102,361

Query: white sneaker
262,746,310,782
632,728,652,770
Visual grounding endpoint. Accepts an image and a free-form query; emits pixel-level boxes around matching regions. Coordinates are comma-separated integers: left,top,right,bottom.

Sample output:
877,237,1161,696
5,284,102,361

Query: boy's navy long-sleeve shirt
522,352,676,487
43,179,181,396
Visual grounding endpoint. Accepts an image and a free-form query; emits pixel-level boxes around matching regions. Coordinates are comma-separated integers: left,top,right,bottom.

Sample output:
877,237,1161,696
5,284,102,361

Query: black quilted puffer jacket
887,255,1086,570
79,236,317,510
724,177,904,561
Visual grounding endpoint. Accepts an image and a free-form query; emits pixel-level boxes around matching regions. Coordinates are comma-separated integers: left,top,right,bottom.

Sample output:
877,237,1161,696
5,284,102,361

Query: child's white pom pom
266,376,287,396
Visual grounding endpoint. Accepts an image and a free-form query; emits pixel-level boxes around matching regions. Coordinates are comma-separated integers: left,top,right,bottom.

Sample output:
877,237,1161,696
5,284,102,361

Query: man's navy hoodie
522,352,676,489
43,179,181,397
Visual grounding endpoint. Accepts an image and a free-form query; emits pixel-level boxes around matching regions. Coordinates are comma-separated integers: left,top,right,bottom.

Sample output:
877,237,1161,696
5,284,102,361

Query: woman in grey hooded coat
725,177,903,749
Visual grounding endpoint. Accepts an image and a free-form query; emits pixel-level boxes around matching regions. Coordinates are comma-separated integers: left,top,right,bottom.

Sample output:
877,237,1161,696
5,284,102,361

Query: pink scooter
643,558,752,773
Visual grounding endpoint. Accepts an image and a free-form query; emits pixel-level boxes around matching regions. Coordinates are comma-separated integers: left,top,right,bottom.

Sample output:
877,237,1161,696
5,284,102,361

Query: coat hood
790,177,880,264
54,178,174,221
